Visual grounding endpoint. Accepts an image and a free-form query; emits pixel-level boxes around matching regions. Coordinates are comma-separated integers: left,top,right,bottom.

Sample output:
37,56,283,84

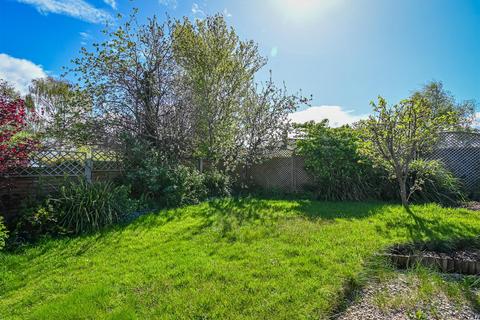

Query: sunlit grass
1,198,479,319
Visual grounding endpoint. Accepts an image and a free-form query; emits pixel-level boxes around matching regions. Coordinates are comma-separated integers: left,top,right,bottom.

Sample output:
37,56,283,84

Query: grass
1,198,480,319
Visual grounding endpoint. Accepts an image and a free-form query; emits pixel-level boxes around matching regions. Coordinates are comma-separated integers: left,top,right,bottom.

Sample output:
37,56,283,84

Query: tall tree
70,10,193,158
70,10,305,175
173,15,307,172
240,77,306,168
173,14,266,168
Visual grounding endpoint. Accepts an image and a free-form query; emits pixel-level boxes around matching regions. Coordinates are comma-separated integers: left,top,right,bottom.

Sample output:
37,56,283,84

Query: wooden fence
2,132,479,220
0,149,124,219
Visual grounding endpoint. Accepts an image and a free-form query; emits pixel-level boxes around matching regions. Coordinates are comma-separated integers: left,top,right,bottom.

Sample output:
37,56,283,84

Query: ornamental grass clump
52,180,134,235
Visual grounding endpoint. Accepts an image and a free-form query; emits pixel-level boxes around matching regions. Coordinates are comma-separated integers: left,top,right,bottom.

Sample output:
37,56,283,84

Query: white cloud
16,0,113,24
475,112,480,128
192,3,205,17
159,0,177,9
103,0,116,10
0,53,47,95
79,31,91,45
223,8,232,18
289,106,368,127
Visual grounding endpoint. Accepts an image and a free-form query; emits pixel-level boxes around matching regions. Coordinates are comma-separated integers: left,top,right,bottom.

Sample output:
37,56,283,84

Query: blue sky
1,0,479,125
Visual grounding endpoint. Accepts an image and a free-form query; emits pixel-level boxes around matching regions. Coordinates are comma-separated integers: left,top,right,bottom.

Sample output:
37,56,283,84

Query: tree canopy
69,10,307,174
360,95,458,207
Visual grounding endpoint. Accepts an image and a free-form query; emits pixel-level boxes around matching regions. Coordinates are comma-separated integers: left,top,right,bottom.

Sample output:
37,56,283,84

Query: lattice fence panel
249,151,313,193
292,156,314,190
92,150,125,172
429,132,480,191
2,150,87,177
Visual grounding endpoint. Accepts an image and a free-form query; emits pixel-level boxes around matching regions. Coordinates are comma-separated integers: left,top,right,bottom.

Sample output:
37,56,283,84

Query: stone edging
382,253,480,275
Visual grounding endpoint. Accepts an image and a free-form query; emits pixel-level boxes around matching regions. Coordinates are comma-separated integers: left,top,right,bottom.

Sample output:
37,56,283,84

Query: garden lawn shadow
1,199,480,319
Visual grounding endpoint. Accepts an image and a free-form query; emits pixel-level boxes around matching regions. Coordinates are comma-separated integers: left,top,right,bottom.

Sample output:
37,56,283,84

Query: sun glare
272,0,339,22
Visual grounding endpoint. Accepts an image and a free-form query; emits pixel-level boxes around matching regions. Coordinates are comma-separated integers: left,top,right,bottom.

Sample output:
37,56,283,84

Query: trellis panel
4,150,86,177
92,150,125,172
428,132,480,191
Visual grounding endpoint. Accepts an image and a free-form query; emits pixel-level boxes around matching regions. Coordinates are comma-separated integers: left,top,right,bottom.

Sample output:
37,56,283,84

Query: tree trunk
398,177,409,208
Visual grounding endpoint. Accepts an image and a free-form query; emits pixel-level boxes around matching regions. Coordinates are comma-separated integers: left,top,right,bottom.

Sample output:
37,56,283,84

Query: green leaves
27,77,94,147
360,94,460,206
0,217,7,251
296,121,387,201
172,14,266,164
52,181,135,235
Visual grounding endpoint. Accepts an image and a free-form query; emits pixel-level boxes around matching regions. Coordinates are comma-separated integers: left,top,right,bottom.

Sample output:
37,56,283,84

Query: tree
241,77,307,168
70,10,193,158
173,14,307,172
411,81,477,129
27,77,94,147
0,80,20,101
172,14,266,168
70,10,305,177
360,96,457,208
0,93,38,173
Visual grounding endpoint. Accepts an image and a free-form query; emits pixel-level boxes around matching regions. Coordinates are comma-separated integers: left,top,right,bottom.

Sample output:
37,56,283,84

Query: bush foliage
0,217,8,250
203,169,231,198
296,121,464,205
53,180,136,235
124,142,231,207
408,159,465,206
127,163,231,207
296,121,389,201
14,199,63,243
12,180,137,242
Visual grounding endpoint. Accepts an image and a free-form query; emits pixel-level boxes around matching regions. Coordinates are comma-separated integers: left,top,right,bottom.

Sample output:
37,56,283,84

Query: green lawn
1,199,480,319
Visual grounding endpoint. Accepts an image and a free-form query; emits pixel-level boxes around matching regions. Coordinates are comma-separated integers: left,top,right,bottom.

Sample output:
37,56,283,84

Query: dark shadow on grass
384,207,480,243
208,197,390,221
295,200,389,220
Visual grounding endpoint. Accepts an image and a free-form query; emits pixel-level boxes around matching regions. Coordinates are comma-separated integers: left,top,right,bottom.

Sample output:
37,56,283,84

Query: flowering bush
0,97,38,173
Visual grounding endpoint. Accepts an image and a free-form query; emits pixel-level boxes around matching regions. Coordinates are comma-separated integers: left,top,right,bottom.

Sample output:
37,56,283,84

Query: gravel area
336,274,480,320
463,202,480,211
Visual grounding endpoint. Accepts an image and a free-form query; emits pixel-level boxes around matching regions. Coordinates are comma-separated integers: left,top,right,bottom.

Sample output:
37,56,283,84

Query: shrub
52,180,136,235
126,156,208,207
408,160,465,206
161,165,207,206
296,121,389,201
203,169,231,198
0,216,8,250
11,181,140,243
14,199,64,243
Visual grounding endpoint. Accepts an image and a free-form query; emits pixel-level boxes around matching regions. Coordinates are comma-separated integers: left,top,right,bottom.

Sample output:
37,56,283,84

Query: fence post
291,156,295,193
85,157,93,183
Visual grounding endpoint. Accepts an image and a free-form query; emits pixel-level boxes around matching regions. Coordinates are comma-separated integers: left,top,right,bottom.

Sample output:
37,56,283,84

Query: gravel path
336,274,480,320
